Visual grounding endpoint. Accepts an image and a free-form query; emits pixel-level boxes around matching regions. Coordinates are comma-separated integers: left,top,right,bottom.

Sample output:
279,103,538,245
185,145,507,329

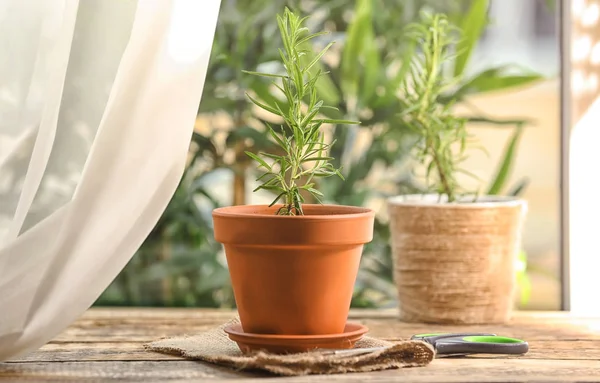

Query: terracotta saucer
224,322,369,354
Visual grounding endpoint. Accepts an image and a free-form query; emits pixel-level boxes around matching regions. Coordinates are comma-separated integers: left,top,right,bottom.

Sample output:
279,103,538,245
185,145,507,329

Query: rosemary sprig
243,8,359,215
399,12,479,203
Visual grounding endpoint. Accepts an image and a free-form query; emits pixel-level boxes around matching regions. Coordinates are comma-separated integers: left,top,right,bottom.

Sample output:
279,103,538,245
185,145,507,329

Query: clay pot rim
213,204,374,220
224,322,368,341
388,194,527,209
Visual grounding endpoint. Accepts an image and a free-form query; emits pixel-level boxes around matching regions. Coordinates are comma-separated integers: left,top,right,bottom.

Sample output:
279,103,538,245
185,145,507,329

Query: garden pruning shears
410,332,529,356
321,332,528,357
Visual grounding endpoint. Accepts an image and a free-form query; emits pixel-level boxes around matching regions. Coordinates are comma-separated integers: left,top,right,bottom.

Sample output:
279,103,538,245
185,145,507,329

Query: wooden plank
2,359,600,382
10,340,600,363
0,361,257,381
53,311,600,343
453,340,600,360
361,319,600,342
11,343,180,362
5,309,600,382
293,359,600,382
53,323,221,343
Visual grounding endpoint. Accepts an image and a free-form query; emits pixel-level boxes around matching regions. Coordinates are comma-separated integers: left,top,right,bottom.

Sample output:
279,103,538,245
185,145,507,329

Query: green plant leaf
358,3,379,106
487,124,524,195
245,151,272,170
249,78,291,116
263,124,287,151
467,116,533,127
454,0,489,78
340,0,372,98
303,156,334,162
507,177,530,197
377,42,416,107
300,57,340,108
242,70,287,79
260,152,283,161
305,42,334,73
453,66,543,99
254,183,285,192
314,118,360,125
297,31,329,46
305,186,324,196
190,132,217,156
269,191,287,206
245,92,280,116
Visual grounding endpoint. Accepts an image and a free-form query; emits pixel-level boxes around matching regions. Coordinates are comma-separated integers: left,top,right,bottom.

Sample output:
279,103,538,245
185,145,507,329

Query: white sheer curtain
0,0,221,360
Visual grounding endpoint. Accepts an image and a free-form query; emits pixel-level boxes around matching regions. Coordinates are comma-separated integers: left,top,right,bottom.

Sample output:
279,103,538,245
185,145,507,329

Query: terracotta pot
387,194,527,324
213,204,374,335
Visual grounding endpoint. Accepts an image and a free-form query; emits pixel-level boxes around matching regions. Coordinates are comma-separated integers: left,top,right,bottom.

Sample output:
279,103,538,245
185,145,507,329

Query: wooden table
1,309,599,382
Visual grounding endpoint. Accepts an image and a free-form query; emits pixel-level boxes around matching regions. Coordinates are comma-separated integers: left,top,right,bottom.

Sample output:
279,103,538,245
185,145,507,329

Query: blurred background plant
97,0,549,309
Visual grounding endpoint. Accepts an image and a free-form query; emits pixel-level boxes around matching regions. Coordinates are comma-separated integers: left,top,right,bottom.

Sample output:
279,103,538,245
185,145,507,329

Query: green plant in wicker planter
387,11,528,324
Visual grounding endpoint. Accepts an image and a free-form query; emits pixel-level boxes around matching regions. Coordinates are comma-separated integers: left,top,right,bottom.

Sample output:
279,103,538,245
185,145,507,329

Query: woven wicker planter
387,194,527,324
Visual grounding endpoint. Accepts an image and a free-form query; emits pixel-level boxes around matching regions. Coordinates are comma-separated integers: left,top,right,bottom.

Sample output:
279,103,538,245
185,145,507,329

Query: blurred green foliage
96,0,543,308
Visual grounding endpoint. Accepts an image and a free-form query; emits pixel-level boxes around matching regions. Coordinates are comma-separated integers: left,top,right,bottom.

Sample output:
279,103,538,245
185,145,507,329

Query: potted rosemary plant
388,13,527,324
212,8,374,336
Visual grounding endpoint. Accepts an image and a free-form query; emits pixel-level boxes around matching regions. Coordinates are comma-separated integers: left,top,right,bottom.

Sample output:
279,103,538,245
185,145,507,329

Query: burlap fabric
145,318,435,376
388,196,527,324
